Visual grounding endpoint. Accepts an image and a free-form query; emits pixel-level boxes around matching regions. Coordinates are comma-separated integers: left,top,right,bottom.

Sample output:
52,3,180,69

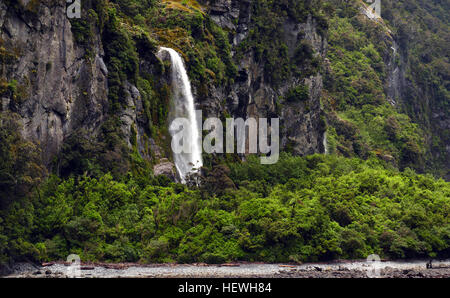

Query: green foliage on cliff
323,1,427,174
0,113,46,210
236,0,326,86
1,154,448,265
326,16,386,109
381,0,450,177
324,0,449,177
145,0,238,88
62,0,448,178
286,84,310,102
63,0,239,178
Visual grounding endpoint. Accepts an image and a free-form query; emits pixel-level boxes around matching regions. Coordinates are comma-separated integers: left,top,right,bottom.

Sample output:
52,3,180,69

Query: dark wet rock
197,0,327,156
0,0,108,165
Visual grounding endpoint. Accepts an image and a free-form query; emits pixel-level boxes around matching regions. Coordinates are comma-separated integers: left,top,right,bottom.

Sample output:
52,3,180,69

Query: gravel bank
4,260,450,278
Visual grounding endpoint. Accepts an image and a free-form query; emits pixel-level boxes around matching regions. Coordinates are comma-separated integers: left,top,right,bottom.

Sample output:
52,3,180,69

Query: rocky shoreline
276,266,450,278
3,260,450,278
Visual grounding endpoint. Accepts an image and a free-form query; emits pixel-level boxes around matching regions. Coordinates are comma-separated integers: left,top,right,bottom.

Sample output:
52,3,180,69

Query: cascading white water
323,132,328,155
158,47,203,183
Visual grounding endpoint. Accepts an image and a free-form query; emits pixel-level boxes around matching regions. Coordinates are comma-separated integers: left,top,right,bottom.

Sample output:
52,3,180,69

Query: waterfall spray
158,47,203,183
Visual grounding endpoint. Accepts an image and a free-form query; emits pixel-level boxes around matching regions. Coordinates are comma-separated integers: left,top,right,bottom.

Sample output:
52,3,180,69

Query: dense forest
0,0,448,268
2,152,450,264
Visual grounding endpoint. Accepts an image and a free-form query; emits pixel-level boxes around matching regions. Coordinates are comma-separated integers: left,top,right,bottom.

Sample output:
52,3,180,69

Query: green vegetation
323,1,424,173
1,153,448,265
62,0,239,178
325,16,386,109
324,0,449,176
236,0,326,86
0,113,45,211
286,84,310,102
147,0,238,88
381,0,450,177
0,113,46,265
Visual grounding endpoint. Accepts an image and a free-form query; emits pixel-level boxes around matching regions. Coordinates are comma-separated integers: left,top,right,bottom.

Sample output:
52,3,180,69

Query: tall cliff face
381,0,450,179
0,0,448,179
358,0,449,177
0,0,166,175
320,0,450,178
1,0,329,174
199,0,328,156
0,0,108,166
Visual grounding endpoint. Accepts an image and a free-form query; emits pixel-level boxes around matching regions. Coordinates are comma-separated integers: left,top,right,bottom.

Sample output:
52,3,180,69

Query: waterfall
323,132,328,155
386,40,401,106
158,47,203,183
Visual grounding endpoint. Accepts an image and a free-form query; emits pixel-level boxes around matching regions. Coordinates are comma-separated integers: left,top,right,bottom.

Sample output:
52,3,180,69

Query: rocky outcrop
0,0,158,170
358,7,405,107
0,0,107,165
201,0,251,46
202,1,328,155
153,159,176,180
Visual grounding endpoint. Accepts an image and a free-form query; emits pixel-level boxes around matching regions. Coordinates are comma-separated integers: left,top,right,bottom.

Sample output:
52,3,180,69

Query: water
323,132,328,155
158,47,203,183
386,40,401,106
